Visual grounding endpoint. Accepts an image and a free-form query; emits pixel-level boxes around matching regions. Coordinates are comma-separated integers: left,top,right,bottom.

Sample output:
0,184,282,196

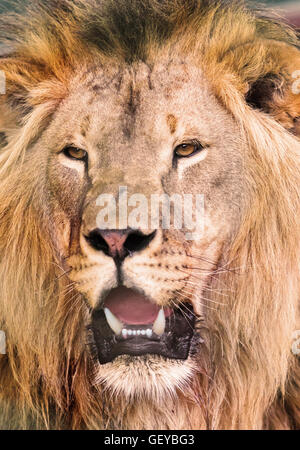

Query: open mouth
89,287,196,364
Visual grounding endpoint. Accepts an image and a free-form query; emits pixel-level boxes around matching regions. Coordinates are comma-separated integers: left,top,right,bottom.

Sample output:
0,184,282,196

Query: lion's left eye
174,142,204,158
62,146,88,161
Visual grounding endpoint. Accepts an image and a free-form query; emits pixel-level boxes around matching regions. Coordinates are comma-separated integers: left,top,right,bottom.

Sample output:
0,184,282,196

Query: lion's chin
92,354,197,400
88,287,197,364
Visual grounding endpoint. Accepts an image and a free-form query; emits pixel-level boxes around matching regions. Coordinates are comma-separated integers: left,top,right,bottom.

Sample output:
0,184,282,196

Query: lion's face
1,0,300,430
37,57,244,398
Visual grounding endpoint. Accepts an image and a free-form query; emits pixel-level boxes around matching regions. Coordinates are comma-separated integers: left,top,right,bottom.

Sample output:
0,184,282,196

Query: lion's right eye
63,146,88,161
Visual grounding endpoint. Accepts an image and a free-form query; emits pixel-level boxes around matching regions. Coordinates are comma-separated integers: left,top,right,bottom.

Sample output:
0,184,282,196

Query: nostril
124,230,156,254
84,229,110,255
84,229,157,259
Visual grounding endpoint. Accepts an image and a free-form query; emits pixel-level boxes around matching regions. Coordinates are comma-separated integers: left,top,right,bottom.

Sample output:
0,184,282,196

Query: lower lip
89,303,196,364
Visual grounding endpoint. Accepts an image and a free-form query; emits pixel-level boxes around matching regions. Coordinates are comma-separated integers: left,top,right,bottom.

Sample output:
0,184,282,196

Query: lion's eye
174,142,203,158
63,146,88,161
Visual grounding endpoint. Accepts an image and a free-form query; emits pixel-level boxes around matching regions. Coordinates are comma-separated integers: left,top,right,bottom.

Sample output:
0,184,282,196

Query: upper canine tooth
152,308,166,336
104,308,123,335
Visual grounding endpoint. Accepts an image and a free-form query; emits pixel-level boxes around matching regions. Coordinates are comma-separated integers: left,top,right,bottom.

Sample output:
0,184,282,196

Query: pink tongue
104,287,172,325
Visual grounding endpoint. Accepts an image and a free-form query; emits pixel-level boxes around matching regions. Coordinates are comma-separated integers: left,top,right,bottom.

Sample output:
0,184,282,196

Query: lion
0,0,299,430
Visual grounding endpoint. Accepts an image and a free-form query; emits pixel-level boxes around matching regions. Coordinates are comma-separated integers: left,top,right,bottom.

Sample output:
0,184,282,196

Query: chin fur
93,355,196,402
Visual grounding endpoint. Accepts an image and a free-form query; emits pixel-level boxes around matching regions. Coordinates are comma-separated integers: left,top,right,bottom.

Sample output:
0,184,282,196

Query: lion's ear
0,56,66,133
244,42,300,137
0,57,49,122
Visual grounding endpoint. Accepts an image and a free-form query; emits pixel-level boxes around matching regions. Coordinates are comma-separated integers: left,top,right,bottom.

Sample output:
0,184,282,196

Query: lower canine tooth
104,308,123,335
152,308,166,336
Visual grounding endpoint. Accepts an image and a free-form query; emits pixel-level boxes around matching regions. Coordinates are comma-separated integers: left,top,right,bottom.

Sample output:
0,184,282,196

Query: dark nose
84,229,156,259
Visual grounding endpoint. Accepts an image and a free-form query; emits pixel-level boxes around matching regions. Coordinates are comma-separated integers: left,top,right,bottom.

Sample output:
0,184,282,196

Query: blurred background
0,1,299,27
266,1,300,27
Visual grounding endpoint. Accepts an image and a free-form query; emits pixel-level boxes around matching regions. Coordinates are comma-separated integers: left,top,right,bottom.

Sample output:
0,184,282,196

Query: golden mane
0,0,299,429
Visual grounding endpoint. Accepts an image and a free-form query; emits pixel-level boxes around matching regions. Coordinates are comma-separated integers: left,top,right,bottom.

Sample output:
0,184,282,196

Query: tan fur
0,0,300,429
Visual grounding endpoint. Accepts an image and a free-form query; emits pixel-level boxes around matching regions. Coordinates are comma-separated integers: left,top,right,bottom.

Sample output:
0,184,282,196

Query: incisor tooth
152,308,166,336
104,308,123,335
